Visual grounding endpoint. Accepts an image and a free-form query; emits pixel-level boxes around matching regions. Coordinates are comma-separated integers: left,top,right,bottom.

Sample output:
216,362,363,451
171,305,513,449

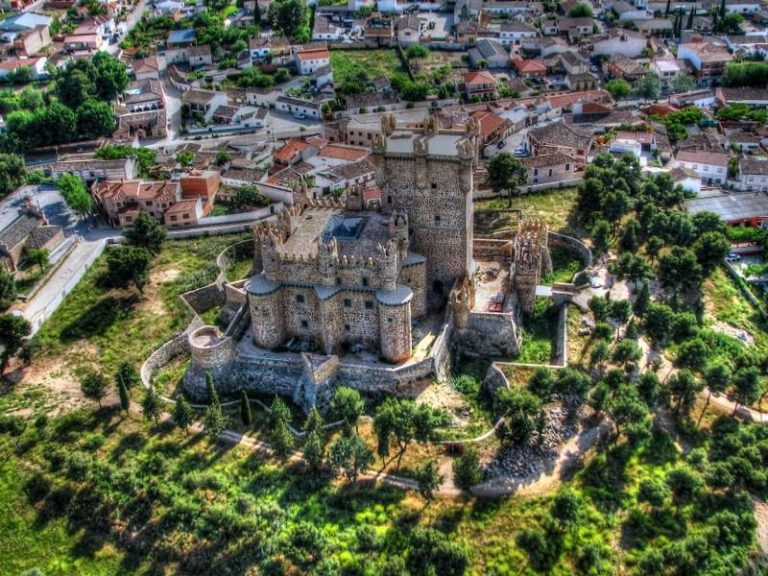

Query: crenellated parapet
512,218,550,315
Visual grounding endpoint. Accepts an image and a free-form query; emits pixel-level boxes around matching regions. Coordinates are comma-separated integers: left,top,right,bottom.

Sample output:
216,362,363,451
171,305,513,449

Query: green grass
34,234,249,376
329,49,405,85
475,189,583,236
517,301,557,364
542,246,584,285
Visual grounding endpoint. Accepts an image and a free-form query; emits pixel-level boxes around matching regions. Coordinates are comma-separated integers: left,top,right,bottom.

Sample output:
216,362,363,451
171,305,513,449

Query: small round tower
376,286,413,363
245,275,286,349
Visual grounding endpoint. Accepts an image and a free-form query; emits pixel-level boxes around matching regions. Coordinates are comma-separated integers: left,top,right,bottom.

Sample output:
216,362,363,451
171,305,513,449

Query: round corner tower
376,286,413,363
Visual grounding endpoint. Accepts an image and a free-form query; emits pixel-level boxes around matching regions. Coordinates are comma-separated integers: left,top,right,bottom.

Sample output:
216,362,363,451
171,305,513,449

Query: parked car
496,140,506,149
726,253,742,262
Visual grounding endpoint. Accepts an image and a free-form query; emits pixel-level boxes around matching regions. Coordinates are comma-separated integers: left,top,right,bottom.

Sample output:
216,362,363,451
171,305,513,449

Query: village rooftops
182,88,219,106
133,56,159,75
295,48,329,61
529,121,592,150
676,149,729,167
168,28,196,45
679,40,731,62
461,70,497,86
522,151,575,168
741,157,768,176
93,180,179,203
684,190,768,222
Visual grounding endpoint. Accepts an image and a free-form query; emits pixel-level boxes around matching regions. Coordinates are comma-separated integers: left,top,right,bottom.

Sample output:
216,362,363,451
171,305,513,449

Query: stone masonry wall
454,311,521,358
182,284,226,314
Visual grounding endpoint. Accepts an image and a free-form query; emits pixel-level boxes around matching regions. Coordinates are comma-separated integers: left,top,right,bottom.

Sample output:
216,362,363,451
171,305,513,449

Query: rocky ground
485,402,583,481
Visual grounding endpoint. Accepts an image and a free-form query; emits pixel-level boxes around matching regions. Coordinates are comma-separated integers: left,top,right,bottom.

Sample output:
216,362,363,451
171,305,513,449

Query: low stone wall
181,284,225,314
473,238,514,264
455,311,521,358
548,232,593,271
141,316,204,389
552,304,568,368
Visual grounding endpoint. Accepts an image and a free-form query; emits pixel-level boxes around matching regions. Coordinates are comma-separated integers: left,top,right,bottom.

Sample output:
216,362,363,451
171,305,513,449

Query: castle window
387,196,392,205
533,168,539,176
362,277,369,287
344,324,350,331
365,300,373,310
343,298,352,308
431,183,437,189
548,169,553,177
565,163,570,171
296,294,305,303
301,320,308,328
435,215,441,224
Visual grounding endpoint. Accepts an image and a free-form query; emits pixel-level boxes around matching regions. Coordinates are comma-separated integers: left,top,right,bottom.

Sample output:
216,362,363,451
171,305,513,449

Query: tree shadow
60,294,140,341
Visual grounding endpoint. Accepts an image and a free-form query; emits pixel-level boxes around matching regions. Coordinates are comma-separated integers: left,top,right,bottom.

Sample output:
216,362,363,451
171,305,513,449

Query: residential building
0,200,64,273
182,89,229,122
528,120,593,161
189,45,213,68
180,170,221,208
684,189,768,227
653,58,685,90
736,157,768,192
50,157,138,182
557,17,595,42
295,47,330,75
395,13,421,46
93,180,182,227
469,39,509,69
458,70,498,98
522,152,577,185
605,56,648,81
12,25,50,57
364,13,394,45
275,95,323,119
716,87,768,109
612,0,651,20
499,21,538,45
133,56,161,81
512,57,547,78
592,29,647,57
313,15,343,41
0,57,47,80
677,40,733,86
675,149,728,185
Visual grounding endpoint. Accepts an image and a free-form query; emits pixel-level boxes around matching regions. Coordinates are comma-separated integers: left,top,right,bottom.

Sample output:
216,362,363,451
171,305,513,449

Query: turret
389,211,409,262
379,239,399,292
317,237,338,287
259,229,282,280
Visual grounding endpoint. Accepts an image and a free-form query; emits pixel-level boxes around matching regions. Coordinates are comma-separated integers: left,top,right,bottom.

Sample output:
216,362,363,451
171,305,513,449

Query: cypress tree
633,281,651,316
118,380,130,414
686,6,695,30
240,390,253,426
206,372,219,406
720,0,726,17
665,0,671,17
173,396,194,432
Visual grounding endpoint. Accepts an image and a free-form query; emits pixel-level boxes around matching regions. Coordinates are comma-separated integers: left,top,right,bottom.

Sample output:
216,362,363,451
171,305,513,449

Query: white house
612,0,651,20
0,56,48,80
737,157,768,193
275,95,323,119
669,166,702,195
182,88,229,123
294,48,330,75
312,15,343,41
675,150,728,186
592,29,647,58
722,0,762,14
499,22,538,45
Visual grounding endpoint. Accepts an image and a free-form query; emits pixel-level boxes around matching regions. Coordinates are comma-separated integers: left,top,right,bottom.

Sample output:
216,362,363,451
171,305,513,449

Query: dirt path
471,419,613,498
753,497,768,555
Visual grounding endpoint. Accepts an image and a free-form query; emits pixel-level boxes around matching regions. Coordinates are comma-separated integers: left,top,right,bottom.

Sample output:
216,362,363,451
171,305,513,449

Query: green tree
633,281,651,316
666,466,703,505
406,44,430,59
644,302,675,345
125,212,167,253
330,386,364,435
76,98,116,139
658,247,702,293
453,447,482,493
117,379,130,414
374,397,448,468
675,337,709,372
176,150,196,167
328,434,373,482
496,388,542,446
0,313,31,373
407,528,469,576
569,1,593,16
56,173,93,216
0,270,16,311
732,366,761,413
91,51,130,100
612,339,642,368
635,73,662,99
240,389,253,426
303,429,325,472
206,372,219,405
486,152,528,207
268,0,309,42
173,395,194,432
25,248,49,273
80,371,108,408
668,369,702,415
234,184,268,209
203,402,228,438
638,477,667,507
552,489,582,527
269,396,295,458
605,78,631,100
414,458,443,501
215,150,232,166
56,68,94,108
693,231,730,275
142,387,162,422
304,407,324,435
672,73,696,93
0,153,26,197
104,246,151,293
592,220,612,256
115,361,140,390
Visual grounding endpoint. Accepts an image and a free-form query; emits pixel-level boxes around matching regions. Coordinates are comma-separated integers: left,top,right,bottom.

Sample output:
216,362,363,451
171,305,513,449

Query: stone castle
181,117,553,410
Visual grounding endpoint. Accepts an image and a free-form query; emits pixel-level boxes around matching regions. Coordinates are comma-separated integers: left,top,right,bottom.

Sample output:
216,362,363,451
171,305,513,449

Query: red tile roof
296,48,329,61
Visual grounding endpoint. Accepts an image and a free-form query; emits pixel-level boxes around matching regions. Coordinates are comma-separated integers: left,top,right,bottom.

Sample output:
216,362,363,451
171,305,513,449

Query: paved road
21,237,107,333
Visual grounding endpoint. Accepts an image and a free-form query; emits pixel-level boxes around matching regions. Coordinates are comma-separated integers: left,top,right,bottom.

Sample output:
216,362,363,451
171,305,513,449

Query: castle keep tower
372,115,476,306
